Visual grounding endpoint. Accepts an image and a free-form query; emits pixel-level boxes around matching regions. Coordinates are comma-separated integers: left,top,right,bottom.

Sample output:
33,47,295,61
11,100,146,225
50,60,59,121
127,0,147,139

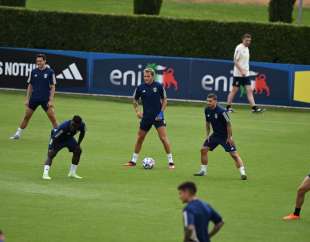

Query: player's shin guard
72,147,82,165
68,147,83,179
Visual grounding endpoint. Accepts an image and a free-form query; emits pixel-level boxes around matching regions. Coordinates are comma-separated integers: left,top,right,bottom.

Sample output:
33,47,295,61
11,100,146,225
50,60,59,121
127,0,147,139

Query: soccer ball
142,157,155,169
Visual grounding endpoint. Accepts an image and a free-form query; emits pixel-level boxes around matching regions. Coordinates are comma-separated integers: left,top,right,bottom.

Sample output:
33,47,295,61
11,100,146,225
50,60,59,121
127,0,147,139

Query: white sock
167,153,173,164
70,164,77,174
239,166,246,175
43,165,50,175
201,165,207,173
131,153,138,163
16,127,23,136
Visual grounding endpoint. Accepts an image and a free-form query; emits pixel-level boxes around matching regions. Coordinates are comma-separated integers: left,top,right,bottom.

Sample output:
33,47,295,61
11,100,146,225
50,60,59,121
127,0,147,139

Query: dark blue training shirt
52,120,86,142
27,66,56,101
183,199,223,242
134,81,166,120
205,105,231,137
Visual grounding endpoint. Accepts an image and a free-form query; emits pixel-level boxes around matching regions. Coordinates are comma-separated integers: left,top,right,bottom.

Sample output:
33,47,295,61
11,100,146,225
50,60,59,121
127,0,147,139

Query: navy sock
294,207,301,216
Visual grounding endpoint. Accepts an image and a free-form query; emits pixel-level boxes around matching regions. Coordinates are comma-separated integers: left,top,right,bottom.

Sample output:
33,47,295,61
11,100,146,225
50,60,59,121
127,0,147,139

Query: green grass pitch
26,0,310,26
0,90,309,242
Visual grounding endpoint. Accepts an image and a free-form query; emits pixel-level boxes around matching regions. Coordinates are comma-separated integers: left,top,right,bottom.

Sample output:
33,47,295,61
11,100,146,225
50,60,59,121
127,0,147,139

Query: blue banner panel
189,60,291,105
92,58,190,99
0,47,89,93
0,47,309,108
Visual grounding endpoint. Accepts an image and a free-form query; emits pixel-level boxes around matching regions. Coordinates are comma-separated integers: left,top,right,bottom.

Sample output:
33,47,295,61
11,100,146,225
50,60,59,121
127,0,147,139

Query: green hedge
0,7,310,64
0,0,25,7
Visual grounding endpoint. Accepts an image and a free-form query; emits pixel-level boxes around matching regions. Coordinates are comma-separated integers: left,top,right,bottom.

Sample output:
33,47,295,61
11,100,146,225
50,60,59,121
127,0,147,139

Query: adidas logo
56,63,83,80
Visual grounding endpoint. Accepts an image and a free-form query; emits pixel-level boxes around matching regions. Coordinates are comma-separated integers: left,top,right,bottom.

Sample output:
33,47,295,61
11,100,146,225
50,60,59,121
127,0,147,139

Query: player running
42,115,86,180
124,68,175,169
283,173,310,220
10,54,57,140
194,93,247,180
178,181,224,242
226,33,264,113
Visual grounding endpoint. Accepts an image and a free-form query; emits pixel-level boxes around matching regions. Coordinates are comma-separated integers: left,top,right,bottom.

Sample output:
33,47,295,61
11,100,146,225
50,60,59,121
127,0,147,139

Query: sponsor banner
1,47,309,108
0,48,88,91
92,57,292,106
92,58,189,98
190,60,290,105
291,65,310,107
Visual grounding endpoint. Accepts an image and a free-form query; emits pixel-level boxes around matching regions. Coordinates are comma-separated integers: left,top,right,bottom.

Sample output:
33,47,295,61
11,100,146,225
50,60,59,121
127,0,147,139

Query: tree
134,0,163,15
269,0,296,23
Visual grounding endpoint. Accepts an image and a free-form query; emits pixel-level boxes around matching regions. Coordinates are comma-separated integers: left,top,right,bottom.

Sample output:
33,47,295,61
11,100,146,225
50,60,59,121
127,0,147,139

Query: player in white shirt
226,33,264,113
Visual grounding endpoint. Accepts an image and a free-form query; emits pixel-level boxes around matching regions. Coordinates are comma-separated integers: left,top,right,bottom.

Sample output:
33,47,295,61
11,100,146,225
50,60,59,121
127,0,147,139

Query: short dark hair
36,53,46,61
207,93,217,100
242,33,252,39
0,230,3,235
178,181,197,195
72,115,82,125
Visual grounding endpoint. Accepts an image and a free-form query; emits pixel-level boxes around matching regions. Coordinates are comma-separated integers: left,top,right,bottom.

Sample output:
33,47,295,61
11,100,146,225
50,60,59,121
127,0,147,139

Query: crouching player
194,93,247,180
42,115,86,180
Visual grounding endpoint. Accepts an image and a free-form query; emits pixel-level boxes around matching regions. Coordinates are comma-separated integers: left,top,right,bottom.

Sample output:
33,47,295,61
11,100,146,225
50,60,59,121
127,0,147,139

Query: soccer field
0,90,309,242
26,0,310,25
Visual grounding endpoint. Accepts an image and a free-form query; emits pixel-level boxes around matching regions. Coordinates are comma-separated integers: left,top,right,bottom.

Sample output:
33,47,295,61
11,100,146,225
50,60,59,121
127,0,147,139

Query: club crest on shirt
34,74,38,77
44,74,48,78
153,87,158,93
142,90,146,93
214,113,218,119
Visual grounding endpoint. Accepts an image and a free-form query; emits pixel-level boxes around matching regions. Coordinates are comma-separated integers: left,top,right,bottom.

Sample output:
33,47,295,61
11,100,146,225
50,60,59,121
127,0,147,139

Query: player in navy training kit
194,93,247,180
42,115,86,180
124,68,175,169
178,182,224,242
10,54,57,140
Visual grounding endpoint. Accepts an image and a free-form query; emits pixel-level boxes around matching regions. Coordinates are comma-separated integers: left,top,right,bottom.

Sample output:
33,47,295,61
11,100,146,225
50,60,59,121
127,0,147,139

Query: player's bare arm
208,221,224,238
226,121,234,145
133,99,142,119
234,56,246,77
206,121,211,139
25,84,32,106
184,225,198,242
78,130,85,145
48,84,56,108
161,97,168,112
155,97,167,121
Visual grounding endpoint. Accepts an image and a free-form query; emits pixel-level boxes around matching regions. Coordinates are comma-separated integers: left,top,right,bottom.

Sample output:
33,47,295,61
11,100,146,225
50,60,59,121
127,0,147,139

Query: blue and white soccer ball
142,157,155,169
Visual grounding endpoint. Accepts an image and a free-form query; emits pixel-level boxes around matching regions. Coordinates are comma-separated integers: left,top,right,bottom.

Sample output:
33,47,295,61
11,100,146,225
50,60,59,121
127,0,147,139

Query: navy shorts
203,134,237,152
140,118,166,132
28,99,48,112
233,76,251,87
49,137,78,153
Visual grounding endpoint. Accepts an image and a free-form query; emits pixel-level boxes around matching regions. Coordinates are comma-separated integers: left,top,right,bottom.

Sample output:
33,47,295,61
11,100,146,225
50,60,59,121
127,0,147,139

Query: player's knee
200,148,208,155
230,152,238,159
297,186,306,195
159,135,168,143
74,146,82,155
48,150,56,159
137,134,145,142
